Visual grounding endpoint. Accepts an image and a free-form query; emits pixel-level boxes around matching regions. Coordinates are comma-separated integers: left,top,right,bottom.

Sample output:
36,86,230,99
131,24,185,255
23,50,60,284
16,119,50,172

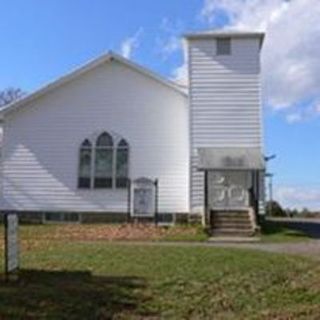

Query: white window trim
78,131,129,190
115,141,129,188
94,143,114,189
78,141,93,189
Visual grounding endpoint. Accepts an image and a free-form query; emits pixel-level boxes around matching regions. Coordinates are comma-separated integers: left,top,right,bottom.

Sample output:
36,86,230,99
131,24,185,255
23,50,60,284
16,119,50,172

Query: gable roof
0,51,187,116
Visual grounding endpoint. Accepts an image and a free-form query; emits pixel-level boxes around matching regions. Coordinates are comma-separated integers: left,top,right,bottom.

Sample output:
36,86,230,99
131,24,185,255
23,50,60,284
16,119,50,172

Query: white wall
188,37,263,213
0,60,189,213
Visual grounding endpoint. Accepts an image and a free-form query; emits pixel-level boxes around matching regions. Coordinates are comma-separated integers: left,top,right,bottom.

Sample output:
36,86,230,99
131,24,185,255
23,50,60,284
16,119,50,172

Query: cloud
201,0,288,30
120,28,143,59
285,113,302,124
275,185,320,210
155,18,188,84
172,63,188,86
170,38,189,85
285,100,320,123
156,18,184,58
162,37,181,56
200,0,320,113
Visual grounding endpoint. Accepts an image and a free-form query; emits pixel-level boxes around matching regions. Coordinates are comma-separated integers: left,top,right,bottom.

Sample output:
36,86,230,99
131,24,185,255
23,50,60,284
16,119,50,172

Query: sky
0,0,319,210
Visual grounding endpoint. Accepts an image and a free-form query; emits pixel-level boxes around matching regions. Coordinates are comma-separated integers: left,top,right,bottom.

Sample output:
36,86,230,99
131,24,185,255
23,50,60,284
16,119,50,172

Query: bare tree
0,87,25,108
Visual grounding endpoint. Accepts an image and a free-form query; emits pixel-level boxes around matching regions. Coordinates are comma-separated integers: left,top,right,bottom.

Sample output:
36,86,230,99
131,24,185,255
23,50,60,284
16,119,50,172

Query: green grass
0,224,320,319
260,222,312,243
161,224,209,242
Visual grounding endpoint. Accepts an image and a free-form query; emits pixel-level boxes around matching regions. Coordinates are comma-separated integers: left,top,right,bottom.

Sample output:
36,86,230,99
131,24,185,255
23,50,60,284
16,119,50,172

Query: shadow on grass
261,220,314,239
0,269,153,319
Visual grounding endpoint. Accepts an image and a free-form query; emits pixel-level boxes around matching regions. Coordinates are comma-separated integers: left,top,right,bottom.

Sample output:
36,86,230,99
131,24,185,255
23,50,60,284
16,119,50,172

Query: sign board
131,178,157,217
5,213,19,275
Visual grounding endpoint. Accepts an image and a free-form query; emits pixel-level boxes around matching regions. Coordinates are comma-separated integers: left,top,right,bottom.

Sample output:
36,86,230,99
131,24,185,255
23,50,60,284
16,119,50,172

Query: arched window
78,132,129,189
116,139,129,188
78,139,92,189
94,132,113,188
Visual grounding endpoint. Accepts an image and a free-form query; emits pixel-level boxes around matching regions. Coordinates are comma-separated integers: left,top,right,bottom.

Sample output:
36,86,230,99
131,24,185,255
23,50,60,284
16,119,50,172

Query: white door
208,171,251,209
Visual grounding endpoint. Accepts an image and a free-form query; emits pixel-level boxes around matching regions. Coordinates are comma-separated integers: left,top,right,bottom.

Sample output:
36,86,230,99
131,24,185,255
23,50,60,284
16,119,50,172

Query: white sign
131,178,156,217
133,188,154,216
5,214,19,273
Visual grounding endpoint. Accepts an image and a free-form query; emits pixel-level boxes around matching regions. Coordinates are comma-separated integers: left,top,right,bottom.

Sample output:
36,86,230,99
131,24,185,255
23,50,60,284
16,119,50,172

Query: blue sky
0,0,319,209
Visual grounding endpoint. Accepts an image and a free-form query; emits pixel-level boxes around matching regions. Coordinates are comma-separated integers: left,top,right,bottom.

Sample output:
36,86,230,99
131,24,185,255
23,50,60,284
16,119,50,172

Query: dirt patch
19,224,205,243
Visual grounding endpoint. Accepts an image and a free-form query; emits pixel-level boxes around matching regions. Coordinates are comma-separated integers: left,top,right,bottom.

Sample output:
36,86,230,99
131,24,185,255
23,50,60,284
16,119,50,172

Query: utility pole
264,154,276,216
265,173,274,216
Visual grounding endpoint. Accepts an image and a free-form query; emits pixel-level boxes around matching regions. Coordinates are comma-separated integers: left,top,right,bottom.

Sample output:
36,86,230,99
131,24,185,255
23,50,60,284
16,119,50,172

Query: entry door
208,171,250,209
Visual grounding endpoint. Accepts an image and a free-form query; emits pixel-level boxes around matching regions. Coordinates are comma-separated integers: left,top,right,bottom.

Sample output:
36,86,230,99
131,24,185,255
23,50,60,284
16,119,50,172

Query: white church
0,30,265,234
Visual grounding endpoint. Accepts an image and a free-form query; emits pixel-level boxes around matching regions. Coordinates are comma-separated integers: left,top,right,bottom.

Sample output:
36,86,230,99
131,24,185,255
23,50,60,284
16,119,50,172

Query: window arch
94,132,114,188
96,132,113,147
78,132,129,189
78,139,92,189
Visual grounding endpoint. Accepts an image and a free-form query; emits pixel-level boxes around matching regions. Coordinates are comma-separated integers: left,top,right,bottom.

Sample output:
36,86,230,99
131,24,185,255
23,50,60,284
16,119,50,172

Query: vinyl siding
188,37,263,213
1,60,189,213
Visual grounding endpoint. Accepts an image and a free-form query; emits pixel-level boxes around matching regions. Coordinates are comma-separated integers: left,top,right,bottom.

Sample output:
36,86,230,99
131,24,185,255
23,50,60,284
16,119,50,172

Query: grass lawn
1,224,320,319
260,221,312,243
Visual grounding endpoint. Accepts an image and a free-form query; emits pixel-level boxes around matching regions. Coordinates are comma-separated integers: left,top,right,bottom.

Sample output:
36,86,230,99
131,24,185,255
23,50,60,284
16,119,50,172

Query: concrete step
212,229,255,237
211,209,255,237
213,217,251,223
208,236,260,243
213,217,251,222
213,222,252,229
212,226,253,232
213,213,250,219
213,217,251,224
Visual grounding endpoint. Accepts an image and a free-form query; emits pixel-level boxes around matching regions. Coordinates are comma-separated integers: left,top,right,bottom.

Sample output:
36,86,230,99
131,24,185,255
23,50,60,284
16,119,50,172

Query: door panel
208,171,251,209
211,185,227,207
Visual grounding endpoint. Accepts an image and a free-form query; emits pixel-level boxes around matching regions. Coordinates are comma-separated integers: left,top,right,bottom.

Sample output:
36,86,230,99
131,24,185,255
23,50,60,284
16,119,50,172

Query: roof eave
183,31,265,48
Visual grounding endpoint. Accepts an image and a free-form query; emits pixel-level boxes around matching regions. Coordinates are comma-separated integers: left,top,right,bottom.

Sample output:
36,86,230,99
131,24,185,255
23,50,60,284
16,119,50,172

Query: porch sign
131,178,158,218
4,213,19,277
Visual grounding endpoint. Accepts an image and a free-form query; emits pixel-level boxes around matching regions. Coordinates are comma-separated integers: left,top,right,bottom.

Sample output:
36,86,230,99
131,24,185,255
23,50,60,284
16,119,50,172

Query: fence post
155,179,159,226
127,179,131,223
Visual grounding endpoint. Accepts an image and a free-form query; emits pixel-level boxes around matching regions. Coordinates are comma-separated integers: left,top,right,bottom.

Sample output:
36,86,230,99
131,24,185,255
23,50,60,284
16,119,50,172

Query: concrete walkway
210,240,320,259
111,239,320,260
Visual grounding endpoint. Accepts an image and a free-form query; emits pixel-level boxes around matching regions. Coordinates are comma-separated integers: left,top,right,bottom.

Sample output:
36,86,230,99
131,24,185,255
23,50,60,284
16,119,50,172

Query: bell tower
185,30,265,228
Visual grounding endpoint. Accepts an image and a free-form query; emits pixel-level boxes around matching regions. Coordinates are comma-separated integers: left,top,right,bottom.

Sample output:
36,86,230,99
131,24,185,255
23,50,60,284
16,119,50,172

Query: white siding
0,60,189,213
188,37,263,213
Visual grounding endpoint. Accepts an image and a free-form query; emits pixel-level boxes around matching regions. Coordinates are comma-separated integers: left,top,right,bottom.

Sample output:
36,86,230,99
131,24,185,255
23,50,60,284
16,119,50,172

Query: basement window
44,212,80,223
216,38,231,55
